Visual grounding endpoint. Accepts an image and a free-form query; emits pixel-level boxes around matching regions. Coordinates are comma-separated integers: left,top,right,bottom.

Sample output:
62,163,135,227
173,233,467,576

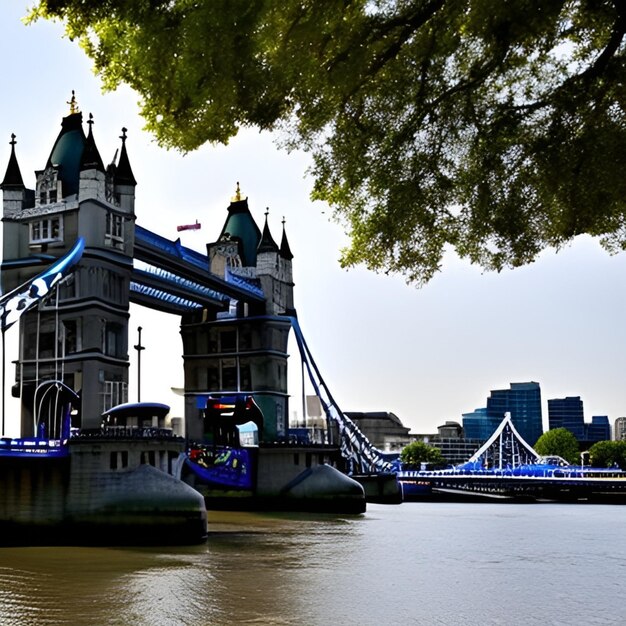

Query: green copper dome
46,111,86,198
219,192,262,267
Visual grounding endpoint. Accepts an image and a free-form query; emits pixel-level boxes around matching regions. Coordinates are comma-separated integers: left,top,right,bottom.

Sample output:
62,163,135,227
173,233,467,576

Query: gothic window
101,379,128,413
219,329,237,352
239,359,252,391
105,212,124,249
103,272,124,303
206,358,239,391
102,322,124,358
60,319,80,355
30,216,63,245
221,358,238,390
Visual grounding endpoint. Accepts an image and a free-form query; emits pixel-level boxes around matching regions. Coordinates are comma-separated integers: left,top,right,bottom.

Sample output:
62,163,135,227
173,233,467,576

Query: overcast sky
2,4,626,437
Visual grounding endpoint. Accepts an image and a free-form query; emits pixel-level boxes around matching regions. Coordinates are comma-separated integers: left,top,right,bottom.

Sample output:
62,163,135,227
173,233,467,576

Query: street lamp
133,326,145,402
581,450,590,469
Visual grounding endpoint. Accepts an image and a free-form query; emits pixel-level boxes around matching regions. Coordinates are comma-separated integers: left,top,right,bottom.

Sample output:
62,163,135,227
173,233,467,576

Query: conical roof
257,211,279,254
1,134,24,190
46,110,86,197
115,127,136,186
218,184,261,267
280,220,294,260
80,113,105,172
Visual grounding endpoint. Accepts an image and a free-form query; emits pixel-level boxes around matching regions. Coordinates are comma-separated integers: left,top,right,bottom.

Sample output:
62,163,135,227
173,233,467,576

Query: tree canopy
400,440,445,468
534,428,581,464
589,439,626,469
29,1,626,284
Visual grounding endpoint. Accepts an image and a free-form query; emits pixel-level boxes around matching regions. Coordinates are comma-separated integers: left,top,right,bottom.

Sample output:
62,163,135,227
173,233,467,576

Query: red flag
177,220,201,232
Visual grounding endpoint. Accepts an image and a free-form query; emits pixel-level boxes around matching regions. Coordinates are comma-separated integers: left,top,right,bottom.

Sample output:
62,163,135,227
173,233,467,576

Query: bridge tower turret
256,211,295,316
181,186,294,443
1,95,137,435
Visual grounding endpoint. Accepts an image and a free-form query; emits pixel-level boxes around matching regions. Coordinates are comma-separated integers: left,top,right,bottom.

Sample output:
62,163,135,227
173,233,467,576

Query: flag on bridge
177,220,201,232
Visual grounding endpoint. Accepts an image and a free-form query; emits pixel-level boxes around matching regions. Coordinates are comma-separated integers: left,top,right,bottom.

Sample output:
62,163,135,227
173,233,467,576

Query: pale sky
2,4,626,438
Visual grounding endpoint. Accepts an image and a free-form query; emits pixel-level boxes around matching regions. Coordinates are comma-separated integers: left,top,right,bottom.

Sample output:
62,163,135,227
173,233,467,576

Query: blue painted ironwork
133,225,265,311
459,413,540,470
130,282,202,312
288,314,392,475
0,238,85,331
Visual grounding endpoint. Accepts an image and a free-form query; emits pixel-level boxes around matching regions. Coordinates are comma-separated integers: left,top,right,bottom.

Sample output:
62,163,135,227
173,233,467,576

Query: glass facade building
548,396,585,440
462,407,501,441
586,415,611,442
485,382,543,446
462,382,543,445
548,397,611,443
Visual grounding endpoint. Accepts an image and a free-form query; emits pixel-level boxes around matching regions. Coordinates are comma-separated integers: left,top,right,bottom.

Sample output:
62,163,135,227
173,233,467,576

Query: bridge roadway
421,472,626,502
131,224,266,315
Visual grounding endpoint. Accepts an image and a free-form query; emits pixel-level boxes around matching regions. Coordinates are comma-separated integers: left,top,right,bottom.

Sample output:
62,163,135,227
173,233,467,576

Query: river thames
1,502,625,625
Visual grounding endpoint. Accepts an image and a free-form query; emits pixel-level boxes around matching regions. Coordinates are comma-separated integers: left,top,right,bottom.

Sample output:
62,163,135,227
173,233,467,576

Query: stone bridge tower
180,185,295,443
1,96,137,434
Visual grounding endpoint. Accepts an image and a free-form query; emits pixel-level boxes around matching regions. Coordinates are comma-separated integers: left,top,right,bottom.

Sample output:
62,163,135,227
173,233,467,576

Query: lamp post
581,450,590,469
133,326,145,402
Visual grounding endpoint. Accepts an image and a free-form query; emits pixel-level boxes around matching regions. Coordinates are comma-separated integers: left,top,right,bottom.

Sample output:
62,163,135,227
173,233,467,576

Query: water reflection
0,511,364,626
2,505,626,625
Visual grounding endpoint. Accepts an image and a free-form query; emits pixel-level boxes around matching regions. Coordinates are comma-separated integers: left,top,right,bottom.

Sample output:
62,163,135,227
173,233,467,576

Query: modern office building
586,415,611,442
615,417,626,441
547,397,611,443
462,382,543,445
486,382,543,445
462,407,501,441
548,396,585,440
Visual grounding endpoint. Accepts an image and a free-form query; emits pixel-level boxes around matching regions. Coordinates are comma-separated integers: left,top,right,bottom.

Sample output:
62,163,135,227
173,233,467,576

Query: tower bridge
1,98,390,477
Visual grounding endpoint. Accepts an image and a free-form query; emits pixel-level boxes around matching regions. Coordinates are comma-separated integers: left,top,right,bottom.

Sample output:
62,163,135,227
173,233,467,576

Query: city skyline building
462,382,543,445
461,407,501,441
614,417,626,441
547,396,611,443
548,396,586,440
586,415,611,442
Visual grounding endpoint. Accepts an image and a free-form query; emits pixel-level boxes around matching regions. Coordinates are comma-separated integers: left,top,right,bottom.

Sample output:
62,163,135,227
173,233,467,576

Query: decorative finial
9,133,16,147
67,90,79,114
87,113,94,129
265,207,270,218
282,216,286,226
232,181,242,202
120,127,128,143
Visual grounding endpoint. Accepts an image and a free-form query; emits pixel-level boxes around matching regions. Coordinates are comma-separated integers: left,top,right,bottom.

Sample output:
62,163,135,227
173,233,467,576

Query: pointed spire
280,216,294,260
257,208,279,254
231,181,245,203
115,127,137,185
80,113,105,172
67,90,80,115
1,134,25,190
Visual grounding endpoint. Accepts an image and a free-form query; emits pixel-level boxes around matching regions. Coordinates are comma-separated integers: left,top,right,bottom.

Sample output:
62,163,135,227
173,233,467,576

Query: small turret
2,134,34,214
109,127,137,212
256,210,294,315
78,113,107,202
1,134,24,191
280,218,293,261
80,114,105,172
257,209,279,255
279,218,294,299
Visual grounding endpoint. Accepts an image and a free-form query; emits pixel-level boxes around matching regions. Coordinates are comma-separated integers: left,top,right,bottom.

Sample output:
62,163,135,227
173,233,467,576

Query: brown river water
1,503,625,625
